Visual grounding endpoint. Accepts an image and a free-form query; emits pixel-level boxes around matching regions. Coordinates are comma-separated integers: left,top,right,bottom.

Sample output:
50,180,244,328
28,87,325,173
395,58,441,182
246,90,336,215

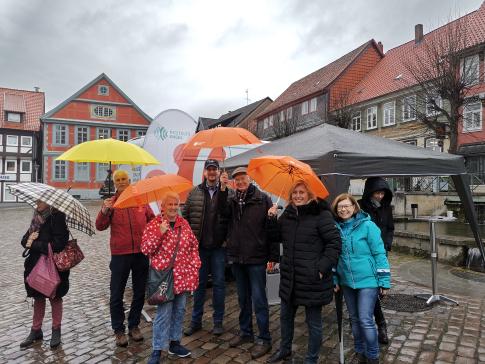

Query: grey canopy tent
225,123,485,262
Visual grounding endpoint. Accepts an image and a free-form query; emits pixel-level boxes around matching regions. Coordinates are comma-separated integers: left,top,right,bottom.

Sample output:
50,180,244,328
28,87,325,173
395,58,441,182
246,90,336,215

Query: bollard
411,203,418,218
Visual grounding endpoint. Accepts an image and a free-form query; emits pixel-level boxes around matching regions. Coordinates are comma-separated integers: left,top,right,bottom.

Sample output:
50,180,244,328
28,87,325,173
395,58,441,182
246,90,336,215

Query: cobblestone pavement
1,202,485,363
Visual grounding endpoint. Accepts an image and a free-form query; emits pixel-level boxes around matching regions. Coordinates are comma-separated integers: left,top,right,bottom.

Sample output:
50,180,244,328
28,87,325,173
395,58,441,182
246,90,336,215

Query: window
279,110,286,122
21,160,32,173
6,135,18,146
286,107,293,119
425,138,442,152
301,101,309,115
3,183,16,202
0,134,2,145
92,105,115,119
6,112,21,122
117,129,130,141
136,130,146,137
403,139,417,146
462,55,480,86
426,95,442,116
6,159,17,173
21,136,32,147
98,85,110,96
96,163,109,181
366,106,377,129
351,112,361,131
97,128,110,139
463,102,482,132
310,97,317,112
76,126,89,144
383,102,396,126
53,160,67,180
75,162,90,181
402,95,416,121
263,118,269,130
54,124,68,145
268,115,274,127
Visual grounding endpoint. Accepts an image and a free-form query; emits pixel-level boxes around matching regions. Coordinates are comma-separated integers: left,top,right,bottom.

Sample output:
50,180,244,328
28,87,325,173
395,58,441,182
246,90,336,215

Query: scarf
28,208,52,234
235,189,247,220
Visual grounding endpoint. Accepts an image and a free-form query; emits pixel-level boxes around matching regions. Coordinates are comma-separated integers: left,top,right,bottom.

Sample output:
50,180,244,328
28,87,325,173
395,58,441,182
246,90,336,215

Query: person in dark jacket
266,180,342,364
95,169,155,347
218,167,275,359
20,201,70,349
183,159,228,336
358,177,394,345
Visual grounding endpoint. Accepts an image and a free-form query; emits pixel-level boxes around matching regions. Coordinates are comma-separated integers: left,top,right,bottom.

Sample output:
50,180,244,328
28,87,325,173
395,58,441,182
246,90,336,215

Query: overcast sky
1,0,482,121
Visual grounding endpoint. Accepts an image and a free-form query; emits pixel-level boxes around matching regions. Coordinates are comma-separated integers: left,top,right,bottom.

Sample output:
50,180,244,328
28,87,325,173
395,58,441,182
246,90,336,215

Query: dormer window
6,112,22,122
98,85,110,96
91,105,116,120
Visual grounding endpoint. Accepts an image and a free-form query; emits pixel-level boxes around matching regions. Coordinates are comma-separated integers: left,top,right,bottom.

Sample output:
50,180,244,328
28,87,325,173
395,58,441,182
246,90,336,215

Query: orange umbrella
183,127,261,150
247,155,329,202
113,174,193,209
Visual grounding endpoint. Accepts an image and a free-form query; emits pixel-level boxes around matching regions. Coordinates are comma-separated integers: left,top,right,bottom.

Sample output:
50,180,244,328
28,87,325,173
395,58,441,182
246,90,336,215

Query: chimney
34,86,40,92
377,41,384,53
415,24,423,44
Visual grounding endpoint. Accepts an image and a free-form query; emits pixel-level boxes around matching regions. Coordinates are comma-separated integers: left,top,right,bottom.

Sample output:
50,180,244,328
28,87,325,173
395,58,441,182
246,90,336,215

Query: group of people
19,161,394,364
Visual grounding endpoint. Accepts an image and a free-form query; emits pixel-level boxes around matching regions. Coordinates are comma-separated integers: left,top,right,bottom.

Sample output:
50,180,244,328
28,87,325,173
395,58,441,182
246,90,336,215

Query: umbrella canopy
114,174,193,209
56,138,160,165
8,183,95,236
183,127,261,150
248,155,329,200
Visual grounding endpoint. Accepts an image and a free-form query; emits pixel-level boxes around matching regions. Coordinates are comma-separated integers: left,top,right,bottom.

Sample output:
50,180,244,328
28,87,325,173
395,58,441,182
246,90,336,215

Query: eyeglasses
337,204,354,211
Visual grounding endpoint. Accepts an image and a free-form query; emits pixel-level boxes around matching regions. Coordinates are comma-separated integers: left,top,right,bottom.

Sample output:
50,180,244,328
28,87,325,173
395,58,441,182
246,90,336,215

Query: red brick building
0,87,44,202
41,73,152,199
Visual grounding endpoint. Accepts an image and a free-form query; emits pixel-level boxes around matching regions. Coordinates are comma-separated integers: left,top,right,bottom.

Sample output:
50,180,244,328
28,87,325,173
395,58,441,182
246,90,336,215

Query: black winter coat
21,211,70,298
182,182,228,249
268,200,342,306
218,184,274,264
358,177,394,251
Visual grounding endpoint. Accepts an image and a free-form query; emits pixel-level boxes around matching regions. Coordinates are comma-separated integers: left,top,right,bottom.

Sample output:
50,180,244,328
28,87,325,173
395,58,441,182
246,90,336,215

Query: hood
337,210,371,230
362,177,392,205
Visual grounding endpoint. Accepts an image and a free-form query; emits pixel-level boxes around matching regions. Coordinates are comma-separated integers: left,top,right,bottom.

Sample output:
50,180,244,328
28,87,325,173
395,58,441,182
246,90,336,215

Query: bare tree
331,89,355,129
272,113,298,139
403,17,483,153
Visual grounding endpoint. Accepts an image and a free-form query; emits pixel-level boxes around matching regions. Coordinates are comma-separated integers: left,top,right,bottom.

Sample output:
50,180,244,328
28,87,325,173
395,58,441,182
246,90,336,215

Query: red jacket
96,194,155,255
141,215,201,294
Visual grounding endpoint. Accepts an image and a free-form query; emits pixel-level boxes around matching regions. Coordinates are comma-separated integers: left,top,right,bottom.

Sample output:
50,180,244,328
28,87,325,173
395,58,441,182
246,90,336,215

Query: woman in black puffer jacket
266,180,342,364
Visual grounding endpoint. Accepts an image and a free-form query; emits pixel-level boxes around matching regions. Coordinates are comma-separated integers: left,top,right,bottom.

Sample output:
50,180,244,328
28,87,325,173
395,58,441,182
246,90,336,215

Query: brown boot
128,327,144,342
115,332,128,347
251,342,272,359
229,335,254,347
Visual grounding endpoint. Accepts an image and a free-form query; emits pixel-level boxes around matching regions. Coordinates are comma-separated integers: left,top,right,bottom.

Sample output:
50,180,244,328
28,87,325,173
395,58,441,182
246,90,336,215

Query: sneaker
212,323,224,336
128,327,144,342
168,340,191,358
20,329,43,348
229,335,254,347
184,324,202,336
114,332,128,347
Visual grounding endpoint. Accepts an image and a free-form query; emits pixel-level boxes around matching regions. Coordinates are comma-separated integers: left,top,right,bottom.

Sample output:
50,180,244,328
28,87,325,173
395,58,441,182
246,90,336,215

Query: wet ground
1,202,485,363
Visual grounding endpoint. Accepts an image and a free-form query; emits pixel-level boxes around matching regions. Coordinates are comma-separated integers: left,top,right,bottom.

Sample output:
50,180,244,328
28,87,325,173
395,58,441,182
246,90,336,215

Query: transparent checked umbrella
8,182,95,236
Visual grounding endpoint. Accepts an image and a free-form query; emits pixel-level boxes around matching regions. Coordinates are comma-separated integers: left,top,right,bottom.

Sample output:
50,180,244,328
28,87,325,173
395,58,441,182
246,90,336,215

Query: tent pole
451,174,485,265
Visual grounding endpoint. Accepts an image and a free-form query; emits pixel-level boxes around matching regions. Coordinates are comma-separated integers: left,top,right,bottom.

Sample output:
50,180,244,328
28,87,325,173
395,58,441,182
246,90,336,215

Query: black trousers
109,253,149,333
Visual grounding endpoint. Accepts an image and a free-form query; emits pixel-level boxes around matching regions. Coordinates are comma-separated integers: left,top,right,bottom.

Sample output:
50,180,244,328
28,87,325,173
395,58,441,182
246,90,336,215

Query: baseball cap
204,159,220,169
231,166,247,178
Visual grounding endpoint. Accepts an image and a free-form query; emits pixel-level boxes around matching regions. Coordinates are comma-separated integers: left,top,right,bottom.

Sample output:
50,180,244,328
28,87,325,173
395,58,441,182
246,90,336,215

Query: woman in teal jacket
332,193,390,364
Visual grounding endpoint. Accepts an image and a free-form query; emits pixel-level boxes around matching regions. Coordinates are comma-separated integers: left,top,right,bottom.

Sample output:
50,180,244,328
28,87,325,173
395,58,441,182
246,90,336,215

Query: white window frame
310,97,317,113
301,101,309,115
98,85,110,96
402,95,417,122
117,129,130,141
269,115,274,127
286,107,293,120
3,183,17,202
425,137,443,152
97,127,111,140
53,160,68,181
75,162,90,181
426,95,443,117
21,136,32,147
5,159,17,173
136,130,146,137
75,126,89,144
6,112,21,122
96,163,109,181
53,124,68,146
263,118,269,130
351,112,361,132
0,134,3,145
366,106,377,130
463,102,482,132
6,135,18,146
462,54,480,86
279,110,286,122
20,160,32,173
91,105,116,119
383,101,396,126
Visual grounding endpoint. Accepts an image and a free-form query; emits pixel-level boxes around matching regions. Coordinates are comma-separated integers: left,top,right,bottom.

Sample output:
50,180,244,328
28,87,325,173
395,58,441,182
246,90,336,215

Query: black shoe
350,352,367,364
367,358,379,364
377,324,389,345
50,328,61,348
229,335,254,347
251,342,272,359
212,323,224,336
184,325,202,336
168,341,191,358
267,350,292,363
20,329,43,348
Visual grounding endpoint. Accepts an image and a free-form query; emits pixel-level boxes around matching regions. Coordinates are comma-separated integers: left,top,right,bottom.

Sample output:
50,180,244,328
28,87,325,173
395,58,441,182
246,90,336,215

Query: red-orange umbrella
113,174,193,209
183,127,261,150
247,155,329,202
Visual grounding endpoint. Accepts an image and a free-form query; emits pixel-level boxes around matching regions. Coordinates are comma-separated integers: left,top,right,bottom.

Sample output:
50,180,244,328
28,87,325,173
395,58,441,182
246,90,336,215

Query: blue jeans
342,286,379,360
191,247,226,327
231,263,271,343
152,293,187,351
280,300,322,364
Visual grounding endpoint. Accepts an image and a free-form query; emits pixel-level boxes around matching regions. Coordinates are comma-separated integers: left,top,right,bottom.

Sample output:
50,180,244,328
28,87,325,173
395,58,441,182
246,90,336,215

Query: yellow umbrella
57,138,160,195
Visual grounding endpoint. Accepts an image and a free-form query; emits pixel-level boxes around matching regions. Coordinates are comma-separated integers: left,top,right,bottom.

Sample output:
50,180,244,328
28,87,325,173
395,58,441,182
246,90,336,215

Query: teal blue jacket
333,211,391,289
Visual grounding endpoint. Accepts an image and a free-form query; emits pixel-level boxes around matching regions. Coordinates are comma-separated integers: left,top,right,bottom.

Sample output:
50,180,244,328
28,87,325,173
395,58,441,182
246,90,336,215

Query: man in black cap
183,159,228,336
218,167,275,359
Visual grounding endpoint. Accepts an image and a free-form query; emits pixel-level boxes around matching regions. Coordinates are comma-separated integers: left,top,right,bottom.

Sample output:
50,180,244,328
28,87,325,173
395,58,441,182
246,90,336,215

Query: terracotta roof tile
0,88,45,131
